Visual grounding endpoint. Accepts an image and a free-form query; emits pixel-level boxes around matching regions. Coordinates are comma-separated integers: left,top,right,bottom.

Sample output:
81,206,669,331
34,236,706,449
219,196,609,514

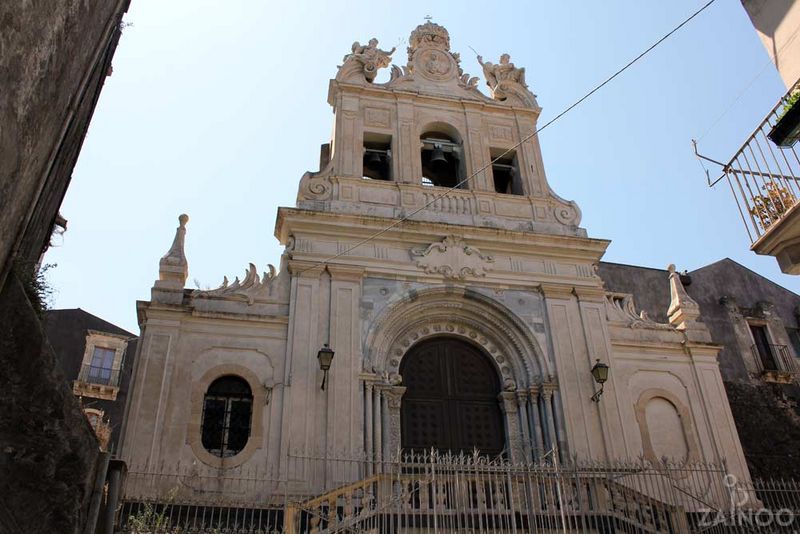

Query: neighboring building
706,2,800,273
45,309,138,452
741,0,800,89
121,22,753,516
600,258,800,480
0,3,131,534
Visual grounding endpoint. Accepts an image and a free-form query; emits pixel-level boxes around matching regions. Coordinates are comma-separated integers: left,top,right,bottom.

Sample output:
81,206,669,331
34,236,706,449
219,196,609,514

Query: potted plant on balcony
768,90,800,147
749,182,796,230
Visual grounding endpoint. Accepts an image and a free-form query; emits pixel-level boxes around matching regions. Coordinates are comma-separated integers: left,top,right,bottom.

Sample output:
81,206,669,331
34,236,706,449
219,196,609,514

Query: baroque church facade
120,23,750,501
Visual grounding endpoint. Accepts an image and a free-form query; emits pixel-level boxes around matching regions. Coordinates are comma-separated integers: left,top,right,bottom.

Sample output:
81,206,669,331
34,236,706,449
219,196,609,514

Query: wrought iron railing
701,79,800,243
76,363,120,388
116,452,800,533
752,343,800,378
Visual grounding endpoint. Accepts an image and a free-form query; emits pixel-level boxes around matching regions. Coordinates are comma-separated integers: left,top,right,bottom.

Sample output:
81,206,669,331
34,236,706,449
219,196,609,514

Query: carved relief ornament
410,235,494,279
193,263,277,304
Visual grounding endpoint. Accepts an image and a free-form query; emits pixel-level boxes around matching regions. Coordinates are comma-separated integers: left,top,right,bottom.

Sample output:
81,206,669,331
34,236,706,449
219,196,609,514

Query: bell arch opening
400,336,506,456
420,122,465,188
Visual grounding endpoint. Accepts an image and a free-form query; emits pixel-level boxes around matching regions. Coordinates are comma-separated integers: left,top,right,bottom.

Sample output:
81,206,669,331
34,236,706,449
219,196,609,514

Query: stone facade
601,258,800,479
121,23,751,501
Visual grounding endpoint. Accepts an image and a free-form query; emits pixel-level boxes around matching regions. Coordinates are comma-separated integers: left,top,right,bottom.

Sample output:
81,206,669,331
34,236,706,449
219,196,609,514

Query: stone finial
156,214,189,290
666,265,711,342
667,264,700,329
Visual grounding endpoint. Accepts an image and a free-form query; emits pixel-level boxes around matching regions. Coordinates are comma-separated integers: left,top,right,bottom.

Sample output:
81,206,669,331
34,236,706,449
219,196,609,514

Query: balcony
751,343,800,384
73,364,121,400
705,80,800,274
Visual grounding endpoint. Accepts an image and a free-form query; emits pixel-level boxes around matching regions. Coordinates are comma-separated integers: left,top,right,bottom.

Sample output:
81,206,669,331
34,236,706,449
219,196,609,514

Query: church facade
120,23,750,502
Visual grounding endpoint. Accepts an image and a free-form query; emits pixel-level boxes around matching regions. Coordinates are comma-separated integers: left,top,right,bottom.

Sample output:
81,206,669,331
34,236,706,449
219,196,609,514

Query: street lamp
590,359,609,402
317,344,335,390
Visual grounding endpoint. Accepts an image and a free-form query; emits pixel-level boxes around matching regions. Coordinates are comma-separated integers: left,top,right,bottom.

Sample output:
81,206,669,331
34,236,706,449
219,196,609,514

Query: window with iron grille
201,376,253,458
88,346,116,385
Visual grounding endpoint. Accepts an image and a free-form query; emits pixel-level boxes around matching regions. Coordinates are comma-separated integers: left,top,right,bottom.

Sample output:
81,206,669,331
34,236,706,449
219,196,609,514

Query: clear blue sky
45,0,799,333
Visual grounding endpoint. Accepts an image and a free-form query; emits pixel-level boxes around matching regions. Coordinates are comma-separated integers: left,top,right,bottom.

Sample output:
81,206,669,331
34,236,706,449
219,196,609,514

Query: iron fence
116,452,800,533
751,343,800,379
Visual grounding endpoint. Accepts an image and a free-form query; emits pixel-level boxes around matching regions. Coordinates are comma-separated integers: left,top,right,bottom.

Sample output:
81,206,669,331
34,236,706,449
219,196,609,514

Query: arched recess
363,287,558,462
365,286,551,387
419,121,467,188
634,388,701,465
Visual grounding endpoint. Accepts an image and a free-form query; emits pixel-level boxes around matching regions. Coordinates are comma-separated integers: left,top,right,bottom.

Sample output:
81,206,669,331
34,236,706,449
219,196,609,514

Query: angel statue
339,38,396,83
477,53,527,90
476,53,537,108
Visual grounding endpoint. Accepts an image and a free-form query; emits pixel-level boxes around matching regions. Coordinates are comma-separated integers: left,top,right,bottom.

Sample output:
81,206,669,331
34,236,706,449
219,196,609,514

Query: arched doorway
400,337,505,455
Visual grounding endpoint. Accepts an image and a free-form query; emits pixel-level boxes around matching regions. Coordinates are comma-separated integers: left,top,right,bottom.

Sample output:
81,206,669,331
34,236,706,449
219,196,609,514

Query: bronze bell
430,146,447,165
366,151,382,165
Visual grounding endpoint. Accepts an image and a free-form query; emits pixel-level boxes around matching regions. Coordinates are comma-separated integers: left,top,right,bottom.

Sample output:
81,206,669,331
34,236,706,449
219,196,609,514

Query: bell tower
273,21,608,470
295,21,584,237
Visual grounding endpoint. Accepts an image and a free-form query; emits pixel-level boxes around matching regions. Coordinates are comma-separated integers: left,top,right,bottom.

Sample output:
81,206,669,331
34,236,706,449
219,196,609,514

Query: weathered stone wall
725,381,800,479
0,0,129,283
0,275,100,533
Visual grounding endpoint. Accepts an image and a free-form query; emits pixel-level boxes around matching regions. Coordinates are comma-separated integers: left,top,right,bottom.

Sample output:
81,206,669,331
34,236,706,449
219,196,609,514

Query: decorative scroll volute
410,235,495,279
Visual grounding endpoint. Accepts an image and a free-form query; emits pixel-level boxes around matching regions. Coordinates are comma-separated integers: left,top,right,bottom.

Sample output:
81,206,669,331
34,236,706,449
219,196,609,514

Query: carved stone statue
477,53,527,89
476,53,537,108
338,38,395,83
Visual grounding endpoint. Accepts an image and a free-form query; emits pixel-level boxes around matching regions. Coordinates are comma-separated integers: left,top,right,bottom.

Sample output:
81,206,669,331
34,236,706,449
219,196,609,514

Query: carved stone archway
363,286,556,461
365,286,550,384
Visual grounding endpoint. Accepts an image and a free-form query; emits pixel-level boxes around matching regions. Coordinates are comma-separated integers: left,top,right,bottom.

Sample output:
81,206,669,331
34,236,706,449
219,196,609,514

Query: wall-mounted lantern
590,359,609,402
317,344,335,390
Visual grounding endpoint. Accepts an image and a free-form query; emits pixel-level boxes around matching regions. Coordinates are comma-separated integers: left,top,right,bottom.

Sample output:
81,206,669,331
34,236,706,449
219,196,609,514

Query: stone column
528,386,544,458
365,382,374,472
551,388,569,458
541,385,558,456
517,391,532,461
499,391,524,462
384,386,406,461
373,385,382,464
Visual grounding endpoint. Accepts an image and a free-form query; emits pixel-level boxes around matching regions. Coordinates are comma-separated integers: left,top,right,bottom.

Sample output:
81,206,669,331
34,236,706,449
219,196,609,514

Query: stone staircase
283,464,691,533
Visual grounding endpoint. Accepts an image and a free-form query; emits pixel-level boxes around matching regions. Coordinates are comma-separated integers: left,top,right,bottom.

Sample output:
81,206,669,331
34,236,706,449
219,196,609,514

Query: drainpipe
101,459,127,534
83,451,110,534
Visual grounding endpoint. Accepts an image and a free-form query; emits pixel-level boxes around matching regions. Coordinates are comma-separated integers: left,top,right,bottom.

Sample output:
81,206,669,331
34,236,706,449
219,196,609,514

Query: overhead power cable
298,0,717,274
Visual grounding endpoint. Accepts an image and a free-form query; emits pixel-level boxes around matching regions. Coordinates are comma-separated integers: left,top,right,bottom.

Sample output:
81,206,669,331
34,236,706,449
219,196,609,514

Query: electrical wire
297,0,717,274
696,22,800,142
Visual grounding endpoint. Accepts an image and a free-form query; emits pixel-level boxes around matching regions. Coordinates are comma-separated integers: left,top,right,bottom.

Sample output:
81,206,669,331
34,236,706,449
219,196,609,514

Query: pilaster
384,386,406,459
499,391,524,462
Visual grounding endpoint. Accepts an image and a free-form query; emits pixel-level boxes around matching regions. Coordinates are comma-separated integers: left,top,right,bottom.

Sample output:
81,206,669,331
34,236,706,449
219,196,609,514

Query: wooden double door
400,337,505,456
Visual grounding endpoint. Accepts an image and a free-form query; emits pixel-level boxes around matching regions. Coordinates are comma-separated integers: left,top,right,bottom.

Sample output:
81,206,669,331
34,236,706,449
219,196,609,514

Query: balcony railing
702,80,800,243
751,343,800,379
76,363,121,388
